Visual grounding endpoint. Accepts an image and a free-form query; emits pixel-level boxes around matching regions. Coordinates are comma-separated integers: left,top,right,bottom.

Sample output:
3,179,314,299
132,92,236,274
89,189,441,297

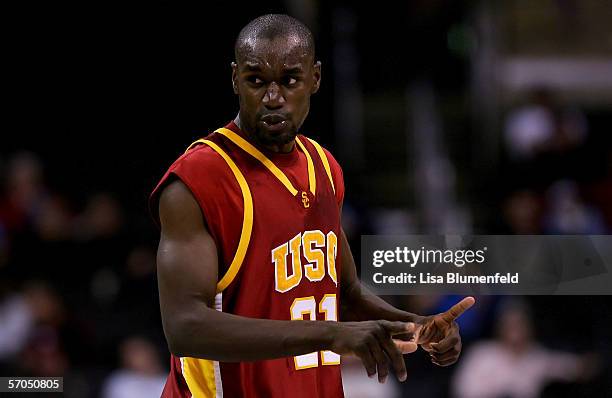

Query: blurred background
2,1,611,397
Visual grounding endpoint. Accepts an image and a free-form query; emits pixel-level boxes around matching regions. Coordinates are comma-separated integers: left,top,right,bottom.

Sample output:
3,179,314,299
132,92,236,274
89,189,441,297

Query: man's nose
262,82,285,108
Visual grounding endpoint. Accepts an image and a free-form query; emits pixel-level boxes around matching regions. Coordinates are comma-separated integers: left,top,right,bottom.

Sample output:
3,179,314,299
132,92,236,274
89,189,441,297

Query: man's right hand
329,320,416,383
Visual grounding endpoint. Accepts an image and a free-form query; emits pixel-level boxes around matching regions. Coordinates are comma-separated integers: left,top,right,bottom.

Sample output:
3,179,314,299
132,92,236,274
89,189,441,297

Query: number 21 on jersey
290,295,340,369
271,230,340,369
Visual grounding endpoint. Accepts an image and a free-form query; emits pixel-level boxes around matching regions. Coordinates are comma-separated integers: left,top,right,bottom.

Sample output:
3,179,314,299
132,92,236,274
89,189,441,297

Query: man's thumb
381,320,416,336
394,339,418,354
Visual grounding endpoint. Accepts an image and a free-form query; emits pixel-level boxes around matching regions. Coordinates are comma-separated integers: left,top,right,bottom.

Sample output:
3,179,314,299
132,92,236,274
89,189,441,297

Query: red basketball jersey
151,121,345,398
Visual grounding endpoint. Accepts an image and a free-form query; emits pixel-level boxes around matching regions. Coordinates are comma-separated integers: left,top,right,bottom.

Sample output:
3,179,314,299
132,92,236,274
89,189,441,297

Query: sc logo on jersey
271,230,338,293
301,191,310,208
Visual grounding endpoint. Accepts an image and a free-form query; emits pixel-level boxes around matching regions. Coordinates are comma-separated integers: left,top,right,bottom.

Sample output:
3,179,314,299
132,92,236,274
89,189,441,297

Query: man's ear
311,61,321,94
231,62,239,94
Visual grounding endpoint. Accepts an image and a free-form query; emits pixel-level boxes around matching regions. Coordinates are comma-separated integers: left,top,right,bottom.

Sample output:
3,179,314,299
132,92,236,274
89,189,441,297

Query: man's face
232,35,321,148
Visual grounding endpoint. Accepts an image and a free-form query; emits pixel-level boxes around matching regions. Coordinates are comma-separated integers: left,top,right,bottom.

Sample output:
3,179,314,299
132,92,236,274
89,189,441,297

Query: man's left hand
394,296,475,367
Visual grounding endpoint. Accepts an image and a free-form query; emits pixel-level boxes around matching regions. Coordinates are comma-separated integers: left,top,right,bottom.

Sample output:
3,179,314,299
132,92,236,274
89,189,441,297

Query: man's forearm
165,307,337,361
341,281,422,323
339,229,422,323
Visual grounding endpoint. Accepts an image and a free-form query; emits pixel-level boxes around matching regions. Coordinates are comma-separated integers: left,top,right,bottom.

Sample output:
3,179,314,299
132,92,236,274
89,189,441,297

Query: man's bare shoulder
159,179,194,208
158,178,206,236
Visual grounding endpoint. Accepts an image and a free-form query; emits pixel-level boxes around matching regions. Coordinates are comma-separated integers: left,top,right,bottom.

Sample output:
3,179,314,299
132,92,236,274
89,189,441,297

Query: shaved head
234,14,315,63
231,14,321,153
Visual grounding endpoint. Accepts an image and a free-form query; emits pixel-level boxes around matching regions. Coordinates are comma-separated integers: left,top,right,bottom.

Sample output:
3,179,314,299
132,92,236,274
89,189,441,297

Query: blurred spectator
543,180,606,234
583,148,612,229
101,336,166,398
69,192,129,319
504,88,587,161
100,245,162,345
502,190,544,234
17,282,70,377
0,152,48,250
1,281,74,372
73,193,124,241
0,291,34,361
452,299,594,398
34,195,73,241
125,245,157,279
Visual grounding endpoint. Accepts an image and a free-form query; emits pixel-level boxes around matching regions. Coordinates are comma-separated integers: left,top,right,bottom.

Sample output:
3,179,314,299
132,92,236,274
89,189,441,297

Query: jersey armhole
191,139,254,293
150,140,253,294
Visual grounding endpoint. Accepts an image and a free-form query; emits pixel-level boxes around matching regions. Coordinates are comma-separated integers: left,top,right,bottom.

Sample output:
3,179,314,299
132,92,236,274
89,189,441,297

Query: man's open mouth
260,114,288,131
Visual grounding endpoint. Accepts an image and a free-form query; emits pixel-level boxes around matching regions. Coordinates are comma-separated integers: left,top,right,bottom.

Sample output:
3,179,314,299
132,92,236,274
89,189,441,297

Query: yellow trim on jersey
215,127,317,198
295,137,316,195
306,137,336,195
181,357,217,398
184,138,253,293
215,128,298,196
185,140,202,153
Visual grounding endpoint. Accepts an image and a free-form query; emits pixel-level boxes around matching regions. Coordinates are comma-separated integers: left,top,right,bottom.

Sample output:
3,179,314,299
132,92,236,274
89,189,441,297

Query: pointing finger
440,297,475,322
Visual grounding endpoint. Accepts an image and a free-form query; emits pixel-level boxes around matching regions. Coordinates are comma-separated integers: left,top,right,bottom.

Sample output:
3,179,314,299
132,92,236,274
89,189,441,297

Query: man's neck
234,114,295,154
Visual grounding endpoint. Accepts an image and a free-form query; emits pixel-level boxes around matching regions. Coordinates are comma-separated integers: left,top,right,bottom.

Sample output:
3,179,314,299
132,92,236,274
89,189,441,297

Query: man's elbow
163,321,190,357
341,279,361,303
162,311,214,358
165,330,189,357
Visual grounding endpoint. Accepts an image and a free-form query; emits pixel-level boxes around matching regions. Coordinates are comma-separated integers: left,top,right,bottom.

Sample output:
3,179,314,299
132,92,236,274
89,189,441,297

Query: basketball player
151,14,475,398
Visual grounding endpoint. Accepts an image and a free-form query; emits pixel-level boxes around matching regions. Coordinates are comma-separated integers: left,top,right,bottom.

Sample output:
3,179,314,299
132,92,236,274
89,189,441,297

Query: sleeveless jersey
151,121,345,398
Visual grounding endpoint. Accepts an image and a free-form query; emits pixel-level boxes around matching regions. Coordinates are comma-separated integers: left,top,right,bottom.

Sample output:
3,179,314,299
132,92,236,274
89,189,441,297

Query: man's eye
285,77,297,86
248,76,263,85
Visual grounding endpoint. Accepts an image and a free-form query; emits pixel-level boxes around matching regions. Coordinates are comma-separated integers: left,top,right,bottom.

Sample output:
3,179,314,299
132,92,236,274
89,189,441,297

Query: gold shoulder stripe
185,138,207,153
215,128,299,196
295,137,316,195
306,137,336,195
202,140,253,293
183,138,253,293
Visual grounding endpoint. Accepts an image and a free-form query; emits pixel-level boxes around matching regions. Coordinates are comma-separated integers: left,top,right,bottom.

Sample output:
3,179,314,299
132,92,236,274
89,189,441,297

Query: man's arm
158,180,332,361
157,180,413,381
339,229,422,323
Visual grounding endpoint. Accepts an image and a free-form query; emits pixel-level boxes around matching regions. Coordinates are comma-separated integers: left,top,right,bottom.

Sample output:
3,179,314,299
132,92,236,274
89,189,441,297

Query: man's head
232,14,321,151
